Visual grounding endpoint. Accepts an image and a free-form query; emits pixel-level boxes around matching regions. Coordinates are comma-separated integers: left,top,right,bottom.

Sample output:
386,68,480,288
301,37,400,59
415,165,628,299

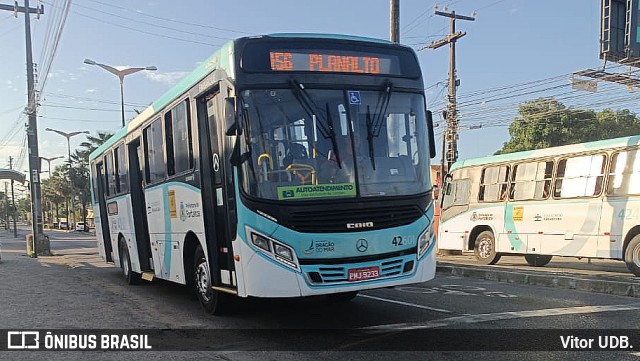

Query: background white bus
438,135,640,276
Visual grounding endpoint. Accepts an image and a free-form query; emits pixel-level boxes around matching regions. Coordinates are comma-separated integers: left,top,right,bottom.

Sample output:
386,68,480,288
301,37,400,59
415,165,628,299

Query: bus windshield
238,88,431,201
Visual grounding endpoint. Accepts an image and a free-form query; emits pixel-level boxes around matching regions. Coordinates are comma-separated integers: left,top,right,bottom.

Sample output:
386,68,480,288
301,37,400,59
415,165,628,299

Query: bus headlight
274,243,294,261
418,225,435,258
246,227,299,270
251,234,271,252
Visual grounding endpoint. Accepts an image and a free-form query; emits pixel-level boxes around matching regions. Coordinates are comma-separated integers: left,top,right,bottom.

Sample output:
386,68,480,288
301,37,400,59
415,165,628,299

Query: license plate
347,266,380,282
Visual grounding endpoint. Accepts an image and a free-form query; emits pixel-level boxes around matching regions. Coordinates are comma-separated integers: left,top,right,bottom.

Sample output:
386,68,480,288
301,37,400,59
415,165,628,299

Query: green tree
70,131,113,227
41,165,69,226
496,98,640,154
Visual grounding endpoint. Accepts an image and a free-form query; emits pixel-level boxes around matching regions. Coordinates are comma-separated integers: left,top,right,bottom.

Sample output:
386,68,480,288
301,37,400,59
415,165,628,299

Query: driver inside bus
319,134,359,184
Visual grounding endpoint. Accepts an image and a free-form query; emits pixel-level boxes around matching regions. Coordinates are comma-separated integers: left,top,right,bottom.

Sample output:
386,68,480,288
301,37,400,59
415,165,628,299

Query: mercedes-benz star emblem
356,239,368,252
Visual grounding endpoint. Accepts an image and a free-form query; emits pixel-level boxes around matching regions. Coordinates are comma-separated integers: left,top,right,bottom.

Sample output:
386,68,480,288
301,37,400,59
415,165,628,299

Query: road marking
358,294,453,314
1,239,95,243
362,303,640,330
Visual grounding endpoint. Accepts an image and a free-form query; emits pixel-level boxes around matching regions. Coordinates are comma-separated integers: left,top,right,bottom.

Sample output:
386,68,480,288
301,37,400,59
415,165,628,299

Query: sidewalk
436,253,640,298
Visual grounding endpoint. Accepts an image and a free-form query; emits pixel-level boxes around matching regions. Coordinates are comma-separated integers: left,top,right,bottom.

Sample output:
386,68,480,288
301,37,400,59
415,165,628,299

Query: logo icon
303,241,315,255
7,331,40,349
534,214,543,222
347,222,374,229
470,212,478,222
356,239,368,252
179,202,187,221
282,190,295,198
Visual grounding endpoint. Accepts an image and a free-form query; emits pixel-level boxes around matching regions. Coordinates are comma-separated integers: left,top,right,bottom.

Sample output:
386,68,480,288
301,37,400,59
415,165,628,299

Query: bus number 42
392,236,404,246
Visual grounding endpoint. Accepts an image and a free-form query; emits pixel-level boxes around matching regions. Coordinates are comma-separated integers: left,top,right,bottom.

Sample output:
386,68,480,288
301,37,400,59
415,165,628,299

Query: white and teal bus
89,34,438,314
438,135,640,275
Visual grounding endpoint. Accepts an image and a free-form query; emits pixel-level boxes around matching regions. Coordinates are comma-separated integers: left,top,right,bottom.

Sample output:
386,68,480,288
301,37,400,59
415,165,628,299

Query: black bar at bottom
1,329,639,351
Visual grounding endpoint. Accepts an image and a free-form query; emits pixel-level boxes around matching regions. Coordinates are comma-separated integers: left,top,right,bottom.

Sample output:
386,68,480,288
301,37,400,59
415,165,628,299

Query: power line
67,1,236,41
85,0,252,35
42,1,223,47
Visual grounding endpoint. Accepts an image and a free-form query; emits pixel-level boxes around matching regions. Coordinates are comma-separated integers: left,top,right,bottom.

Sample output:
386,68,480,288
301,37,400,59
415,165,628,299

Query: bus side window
479,165,509,202
554,154,605,198
608,149,640,196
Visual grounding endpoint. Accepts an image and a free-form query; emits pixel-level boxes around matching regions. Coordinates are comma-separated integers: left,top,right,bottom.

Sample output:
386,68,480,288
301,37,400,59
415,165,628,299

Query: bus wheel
193,245,231,315
624,235,640,276
524,254,553,267
119,241,141,285
474,231,501,265
326,291,359,302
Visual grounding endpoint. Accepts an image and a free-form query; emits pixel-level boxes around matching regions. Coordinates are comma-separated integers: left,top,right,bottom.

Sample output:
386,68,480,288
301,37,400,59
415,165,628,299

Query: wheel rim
196,261,212,302
478,237,493,259
633,243,640,267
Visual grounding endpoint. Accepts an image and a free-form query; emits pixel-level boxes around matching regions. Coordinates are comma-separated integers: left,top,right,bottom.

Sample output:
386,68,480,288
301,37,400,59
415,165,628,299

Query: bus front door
95,162,113,262
128,138,152,271
197,88,237,290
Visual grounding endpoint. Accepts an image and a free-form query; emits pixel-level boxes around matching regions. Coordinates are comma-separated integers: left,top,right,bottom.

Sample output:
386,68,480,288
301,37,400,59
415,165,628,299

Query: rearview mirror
426,110,436,159
224,97,239,136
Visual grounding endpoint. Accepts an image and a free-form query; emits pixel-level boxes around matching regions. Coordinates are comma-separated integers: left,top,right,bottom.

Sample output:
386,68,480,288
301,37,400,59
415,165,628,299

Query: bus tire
119,241,141,285
624,235,640,276
326,291,359,302
524,254,553,267
193,245,231,315
474,230,501,265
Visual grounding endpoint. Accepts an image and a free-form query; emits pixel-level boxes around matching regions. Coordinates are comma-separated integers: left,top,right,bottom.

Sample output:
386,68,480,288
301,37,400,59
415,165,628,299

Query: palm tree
71,131,113,228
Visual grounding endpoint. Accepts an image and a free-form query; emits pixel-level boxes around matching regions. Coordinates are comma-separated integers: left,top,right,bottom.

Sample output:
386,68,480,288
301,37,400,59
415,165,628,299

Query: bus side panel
145,186,170,279
502,203,540,254
599,197,640,259
106,195,142,274
537,199,603,258
166,183,206,285
144,183,205,283
438,207,471,251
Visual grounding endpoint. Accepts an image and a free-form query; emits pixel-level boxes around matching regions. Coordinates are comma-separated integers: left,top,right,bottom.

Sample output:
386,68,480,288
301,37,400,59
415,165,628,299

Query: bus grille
287,205,423,233
305,257,414,284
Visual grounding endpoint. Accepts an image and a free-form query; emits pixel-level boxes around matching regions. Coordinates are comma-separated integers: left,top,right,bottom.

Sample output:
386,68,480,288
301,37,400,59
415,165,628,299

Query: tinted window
479,165,509,202
510,160,553,201
554,154,606,198
607,149,640,196
115,143,128,193
144,118,165,183
105,152,115,196
165,100,193,176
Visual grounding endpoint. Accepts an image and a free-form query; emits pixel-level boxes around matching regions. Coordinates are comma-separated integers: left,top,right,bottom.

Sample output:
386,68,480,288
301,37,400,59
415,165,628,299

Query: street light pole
45,129,89,230
40,155,64,176
83,58,157,127
40,155,63,227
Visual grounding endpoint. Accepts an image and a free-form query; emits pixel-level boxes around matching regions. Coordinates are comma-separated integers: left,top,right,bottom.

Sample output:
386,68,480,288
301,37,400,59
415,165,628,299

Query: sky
0,0,618,177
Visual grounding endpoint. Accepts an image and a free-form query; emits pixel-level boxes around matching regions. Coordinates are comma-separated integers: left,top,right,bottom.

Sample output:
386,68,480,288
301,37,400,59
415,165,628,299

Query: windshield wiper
289,80,341,167
325,102,341,167
365,81,394,170
365,105,376,170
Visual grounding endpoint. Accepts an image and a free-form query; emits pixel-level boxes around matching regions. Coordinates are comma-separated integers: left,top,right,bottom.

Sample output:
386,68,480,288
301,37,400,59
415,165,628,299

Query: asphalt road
1,227,640,360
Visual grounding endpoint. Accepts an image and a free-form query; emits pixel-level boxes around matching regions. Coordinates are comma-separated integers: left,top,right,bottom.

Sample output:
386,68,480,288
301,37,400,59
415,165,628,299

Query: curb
436,262,640,298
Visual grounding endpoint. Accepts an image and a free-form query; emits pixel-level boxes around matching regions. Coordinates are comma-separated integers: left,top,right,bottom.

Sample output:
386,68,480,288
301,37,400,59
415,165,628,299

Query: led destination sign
269,50,397,75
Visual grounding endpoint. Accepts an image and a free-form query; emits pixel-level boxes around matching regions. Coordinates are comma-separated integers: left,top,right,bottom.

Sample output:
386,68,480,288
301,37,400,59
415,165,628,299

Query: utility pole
421,9,474,172
3,182,8,231
390,0,400,43
9,157,17,238
1,0,47,256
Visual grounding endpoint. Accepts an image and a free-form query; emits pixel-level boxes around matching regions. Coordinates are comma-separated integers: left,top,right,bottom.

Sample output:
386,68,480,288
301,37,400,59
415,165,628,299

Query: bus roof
88,33,404,162
449,134,640,172
89,39,236,162
267,32,394,45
